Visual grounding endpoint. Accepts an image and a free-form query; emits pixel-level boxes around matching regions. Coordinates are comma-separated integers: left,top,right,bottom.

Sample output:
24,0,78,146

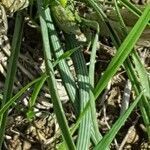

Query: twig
120,79,132,115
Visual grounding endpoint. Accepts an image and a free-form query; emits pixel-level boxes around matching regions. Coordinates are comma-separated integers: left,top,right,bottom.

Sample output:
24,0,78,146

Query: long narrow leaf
27,74,48,121
37,1,76,149
132,52,150,98
0,12,24,148
29,74,47,108
0,75,47,115
94,92,143,150
94,3,150,99
88,21,102,141
45,8,80,113
66,34,91,150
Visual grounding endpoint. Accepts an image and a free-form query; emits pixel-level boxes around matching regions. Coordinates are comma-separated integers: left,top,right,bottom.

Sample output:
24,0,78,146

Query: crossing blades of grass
80,17,103,144
94,3,150,99
0,74,47,116
65,3,150,147
45,8,80,114
109,0,150,138
66,35,91,150
53,46,80,68
91,2,150,137
46,6,101,148
123,57,150,137
26,74,48,121
85,0,122,46
37,0,76,149
120,0,150,26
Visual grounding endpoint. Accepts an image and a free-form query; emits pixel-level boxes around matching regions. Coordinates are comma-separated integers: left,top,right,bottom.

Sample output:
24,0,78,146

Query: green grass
0,0,150,149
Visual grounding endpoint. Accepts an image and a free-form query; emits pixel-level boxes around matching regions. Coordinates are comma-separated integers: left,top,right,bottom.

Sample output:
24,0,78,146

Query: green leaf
94,3,150,99
26,109,36,121
0,75,46,116
37,1,76,149
26,74,48,121
132,52,150,98
53,46,80,67
28,73,48,108
0,11,24,148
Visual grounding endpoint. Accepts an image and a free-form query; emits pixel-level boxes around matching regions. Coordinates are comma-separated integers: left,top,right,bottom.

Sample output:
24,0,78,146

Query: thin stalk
46,6,101,146
0,12,24,148
65,34,91,150
88,22,102,141
37,1,76,149
113,1,150,135
44,8,79,114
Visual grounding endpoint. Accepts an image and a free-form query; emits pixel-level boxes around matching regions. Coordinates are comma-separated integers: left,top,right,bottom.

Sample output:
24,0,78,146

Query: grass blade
45,8,80,113
65,34,91,150
0,11,24,148
94,92,143,150
132,52,150,98
88,22,102,141
28,74,47,108
53,46,80,67
0,75,47,115
94,3,150,99
27,74,48,121
37,1,76,149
